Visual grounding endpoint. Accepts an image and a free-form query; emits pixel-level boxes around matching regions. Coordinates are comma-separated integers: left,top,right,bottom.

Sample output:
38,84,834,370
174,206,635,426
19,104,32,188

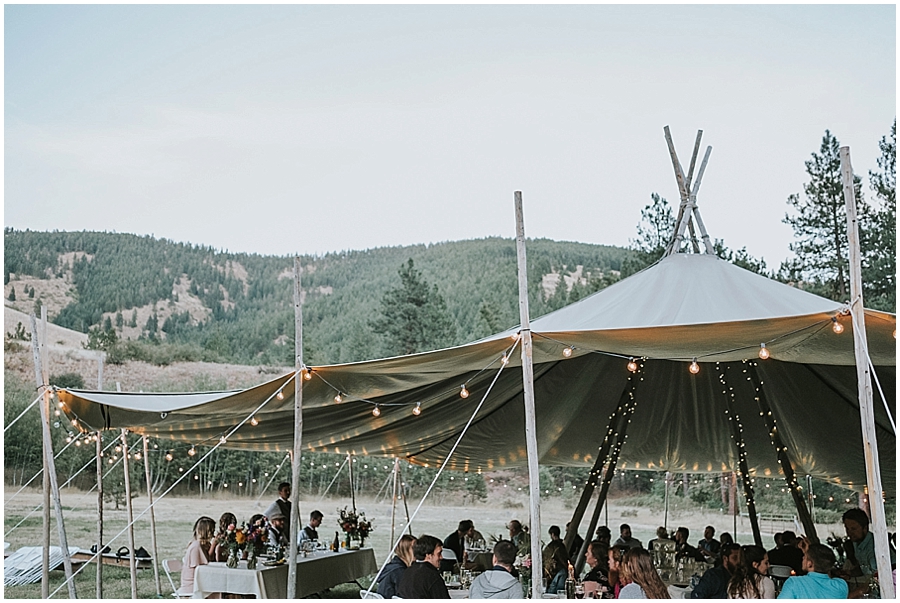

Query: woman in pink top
181,516,215,593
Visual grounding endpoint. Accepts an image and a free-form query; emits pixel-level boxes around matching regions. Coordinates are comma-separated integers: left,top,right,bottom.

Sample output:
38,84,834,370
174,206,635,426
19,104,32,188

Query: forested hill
4,229,633,366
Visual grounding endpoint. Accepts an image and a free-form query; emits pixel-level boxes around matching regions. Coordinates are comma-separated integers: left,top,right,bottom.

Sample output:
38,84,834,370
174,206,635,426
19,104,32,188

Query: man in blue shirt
778,543,848,599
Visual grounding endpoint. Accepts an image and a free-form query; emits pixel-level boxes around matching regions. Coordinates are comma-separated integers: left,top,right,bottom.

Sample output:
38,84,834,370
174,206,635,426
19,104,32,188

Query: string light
303,369,313,381
459,385,469,399
627,358,638,373
115,445,122,453
165,452,173,462
54,409,61,416
75,439,81,447
71,419,78,426
276,389,284,401
334,393,343,404
219,436,227,445
689,358,700,374
412,402,422,416
250,416,259,426
501,355,509,365
134,452,141,460
562,347,574,358
758,343,770,360
372,405,381,417
831,316,844,334
188,447,197,456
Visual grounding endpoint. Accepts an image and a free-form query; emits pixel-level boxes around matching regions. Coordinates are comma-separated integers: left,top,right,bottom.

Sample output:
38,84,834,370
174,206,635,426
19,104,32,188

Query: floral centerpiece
337,506,373,548
216,522,245,568
242,518,269,570
514,553,533,598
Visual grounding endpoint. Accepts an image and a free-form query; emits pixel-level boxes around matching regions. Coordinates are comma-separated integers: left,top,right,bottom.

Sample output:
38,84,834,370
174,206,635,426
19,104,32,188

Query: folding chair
162,559,193,598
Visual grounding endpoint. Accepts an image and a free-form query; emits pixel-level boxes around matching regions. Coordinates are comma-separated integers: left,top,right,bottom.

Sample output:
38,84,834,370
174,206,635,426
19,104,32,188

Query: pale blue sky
5,5,896,265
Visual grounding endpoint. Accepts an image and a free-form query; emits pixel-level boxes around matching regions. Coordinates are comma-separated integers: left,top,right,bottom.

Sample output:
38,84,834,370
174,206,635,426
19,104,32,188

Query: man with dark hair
778,543,848,599
674,527,705,562
263,482,292,531
508,520,530,551
299,510,323,544
542,525,569,595
469,540,524,599
768,530,804,575
614,523,642,549
839,507,894,596
595,526,612,547
690,542,741,599
442,519,474,573
697,526,721,562
399,535,450,599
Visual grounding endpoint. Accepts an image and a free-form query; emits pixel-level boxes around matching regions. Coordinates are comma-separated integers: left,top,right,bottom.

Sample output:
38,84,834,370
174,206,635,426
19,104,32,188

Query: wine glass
574,583,585,599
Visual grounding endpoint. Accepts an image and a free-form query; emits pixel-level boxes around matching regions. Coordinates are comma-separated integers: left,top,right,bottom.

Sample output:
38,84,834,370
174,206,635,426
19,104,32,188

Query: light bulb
115,445,122,453
303,370,312,381
562,347,573,358
165,453,173,462
276,390,284,401
71,419,78,426
627,358,638,373
134,452,141,460
54,409,61,416
188,447,196,456
219,436,227,445
58,401,64,408
501,355,509,365
250,416,259,426
334,393,343,404
460,385,469,399
832,317,844,334
510,332,519,341
758,343,770,360
372,406,381,417
75,440,81,447
412,402,422,416
689,359,700,374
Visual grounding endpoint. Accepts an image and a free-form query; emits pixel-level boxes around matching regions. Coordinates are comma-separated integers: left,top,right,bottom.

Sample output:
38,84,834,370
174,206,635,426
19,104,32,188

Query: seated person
210,512,237,562
674,527,705,562
648,526,673,550
542,525,570,595
767,531,804,575
398,534,451,599
298,510,323,544
266,511,288,549
614,523,642,549
377,534,416,599
582,541,613,598
442,519,474,573
566,522,585,562
697,525,721,562
690,542,741,599
181,516,215,594
837,508,895,597
469,540,524,599
508,520,530,551
595,526,612,547
778,543,848,599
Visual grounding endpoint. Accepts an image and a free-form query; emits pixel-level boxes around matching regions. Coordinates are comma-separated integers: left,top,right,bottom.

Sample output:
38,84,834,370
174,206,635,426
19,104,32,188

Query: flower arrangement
243,518,269,569
216,523,244,568
515,553,533,596
337,506,373,546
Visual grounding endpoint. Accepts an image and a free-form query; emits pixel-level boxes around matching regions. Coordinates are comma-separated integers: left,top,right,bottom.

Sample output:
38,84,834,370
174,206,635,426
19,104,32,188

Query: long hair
620,548,670,599
395,534,417,567
727,545,762,599
194,516,216,547
217,512,237,536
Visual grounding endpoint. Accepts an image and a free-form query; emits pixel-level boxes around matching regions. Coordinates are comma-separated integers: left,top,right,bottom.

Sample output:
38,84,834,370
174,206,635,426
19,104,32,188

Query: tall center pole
514,191,543,599
348,452,356,512
287,257,304,599
97,358,105,599
143,435,162,595
840,147,894,599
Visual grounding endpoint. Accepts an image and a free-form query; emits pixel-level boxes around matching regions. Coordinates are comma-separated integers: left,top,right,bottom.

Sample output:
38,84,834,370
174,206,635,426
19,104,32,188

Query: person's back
377,555,408,599
469,568,523,599
692,543,741,599
777,543,848,599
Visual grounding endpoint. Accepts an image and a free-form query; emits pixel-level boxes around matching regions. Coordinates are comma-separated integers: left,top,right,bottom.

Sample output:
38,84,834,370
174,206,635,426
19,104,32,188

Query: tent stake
840,146,894,600
121,429,138,598
514,191,543,599
746,363,817,542
142,435,162,595
31,311,78,598
287,257,304,599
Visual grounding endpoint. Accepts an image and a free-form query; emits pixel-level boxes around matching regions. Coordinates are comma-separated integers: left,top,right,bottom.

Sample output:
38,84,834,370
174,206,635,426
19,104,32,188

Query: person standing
263,482,292,532
469,540,524,599
398,535,451,599
777,544,848,599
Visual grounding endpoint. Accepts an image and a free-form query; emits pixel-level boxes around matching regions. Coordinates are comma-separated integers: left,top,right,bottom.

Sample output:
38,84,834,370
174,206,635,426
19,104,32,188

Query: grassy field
4,486,844,599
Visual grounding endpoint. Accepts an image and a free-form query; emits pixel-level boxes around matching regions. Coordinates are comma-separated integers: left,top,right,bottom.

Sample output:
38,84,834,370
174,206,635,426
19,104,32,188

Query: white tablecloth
193,548,377,599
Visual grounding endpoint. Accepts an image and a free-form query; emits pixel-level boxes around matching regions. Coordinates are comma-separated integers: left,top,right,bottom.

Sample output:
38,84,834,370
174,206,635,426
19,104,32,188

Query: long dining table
192,548,378,599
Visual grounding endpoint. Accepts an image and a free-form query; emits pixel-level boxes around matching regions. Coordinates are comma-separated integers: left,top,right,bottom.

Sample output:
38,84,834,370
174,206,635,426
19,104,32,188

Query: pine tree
115,310,124,329
865,120,896,311
783,130,866,301
130,309,138,328
621,193,673,277
7,286,15,301
370,259,455,356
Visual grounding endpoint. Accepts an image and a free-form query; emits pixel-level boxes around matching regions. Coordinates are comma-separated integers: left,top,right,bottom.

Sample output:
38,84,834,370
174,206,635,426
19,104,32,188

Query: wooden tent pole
514,191,543,599
287,257,304,599
390,458,399,547
348,452,356,512
31,311,78,598
564,392,630,553
30,312,50,598
840,146,894,599
143,435,162,595
96,431,104,598
746,363,817,542
664,472,670,530
398,461,412,534
689,146,715,255
121,429,138,598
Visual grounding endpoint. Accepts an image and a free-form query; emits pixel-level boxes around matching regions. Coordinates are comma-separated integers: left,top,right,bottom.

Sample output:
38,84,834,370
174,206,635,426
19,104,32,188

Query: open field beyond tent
4,488,845,599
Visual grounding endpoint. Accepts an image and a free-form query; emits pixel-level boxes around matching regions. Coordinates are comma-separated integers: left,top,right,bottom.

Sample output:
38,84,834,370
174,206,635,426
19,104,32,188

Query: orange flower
235,531,246,544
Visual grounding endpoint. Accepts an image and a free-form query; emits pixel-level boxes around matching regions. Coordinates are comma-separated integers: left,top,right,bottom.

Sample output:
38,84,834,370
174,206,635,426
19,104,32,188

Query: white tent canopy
60,254,896,490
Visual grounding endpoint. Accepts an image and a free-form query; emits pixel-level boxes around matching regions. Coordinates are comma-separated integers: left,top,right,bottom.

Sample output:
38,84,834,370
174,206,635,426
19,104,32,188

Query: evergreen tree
370,259,455,355
865,120,896,311
27,285,34,299
130,309,138,328
621,193,673,276
783,130,867,301
7,286,15,301
115,310,124,329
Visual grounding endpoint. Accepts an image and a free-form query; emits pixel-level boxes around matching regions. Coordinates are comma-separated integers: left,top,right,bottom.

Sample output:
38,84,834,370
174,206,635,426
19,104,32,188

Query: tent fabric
58,254,896,489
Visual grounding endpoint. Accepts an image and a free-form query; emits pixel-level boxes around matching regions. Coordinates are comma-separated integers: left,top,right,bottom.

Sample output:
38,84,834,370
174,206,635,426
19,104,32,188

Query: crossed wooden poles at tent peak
664,126,715,257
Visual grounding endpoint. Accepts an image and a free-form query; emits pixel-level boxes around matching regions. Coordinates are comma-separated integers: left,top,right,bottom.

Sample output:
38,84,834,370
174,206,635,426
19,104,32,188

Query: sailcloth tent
59,252,896,490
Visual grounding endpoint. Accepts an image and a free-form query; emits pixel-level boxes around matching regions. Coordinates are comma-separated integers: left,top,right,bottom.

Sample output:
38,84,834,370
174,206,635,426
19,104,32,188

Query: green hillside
4,229,633,366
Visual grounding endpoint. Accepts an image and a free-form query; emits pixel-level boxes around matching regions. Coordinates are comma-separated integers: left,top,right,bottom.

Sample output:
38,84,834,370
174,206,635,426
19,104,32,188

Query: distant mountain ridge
4,229,633,365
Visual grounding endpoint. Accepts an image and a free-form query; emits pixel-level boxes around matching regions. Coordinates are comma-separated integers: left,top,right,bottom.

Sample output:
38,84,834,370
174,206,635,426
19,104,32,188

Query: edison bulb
832,317,844,334
627,358,638,373
188,447,197,456
334,393,343,404
562,347,573,358
165,452,174,462
460,385,469,399
250,416,259,426
372,406,381,417
276,390,284,400
689,359,700,374
219,436,227,445
758,344,770,360
501,355,509,365
412,403,422,416
303,370,312,381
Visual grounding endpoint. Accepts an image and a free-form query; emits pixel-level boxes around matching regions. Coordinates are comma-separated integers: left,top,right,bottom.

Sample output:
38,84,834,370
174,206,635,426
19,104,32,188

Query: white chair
768,564,792,578
441,548,458,561
359,591,384,599
162,559,193,598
